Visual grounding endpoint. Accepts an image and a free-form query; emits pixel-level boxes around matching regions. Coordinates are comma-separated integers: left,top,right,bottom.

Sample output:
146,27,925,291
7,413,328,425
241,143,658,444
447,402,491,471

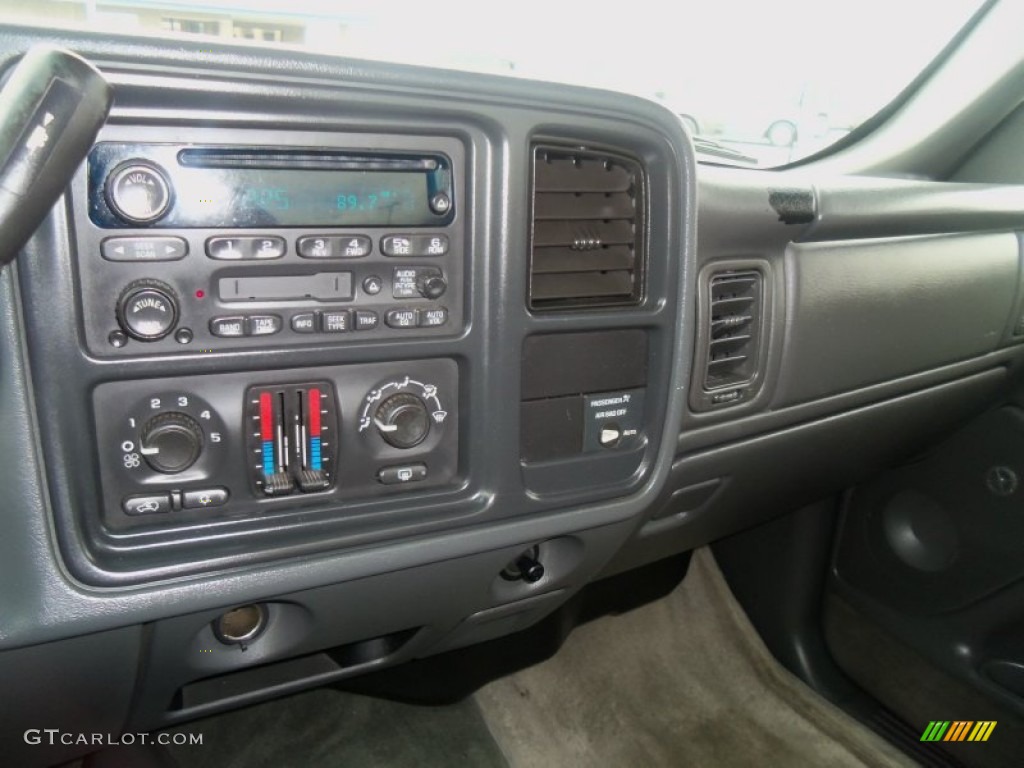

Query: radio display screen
174,169,433,227
88,145,455,229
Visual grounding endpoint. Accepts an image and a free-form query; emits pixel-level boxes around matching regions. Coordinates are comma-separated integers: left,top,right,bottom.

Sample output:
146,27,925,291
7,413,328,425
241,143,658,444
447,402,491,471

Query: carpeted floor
162,548,912,767
474,548,913,767
163,687,507,768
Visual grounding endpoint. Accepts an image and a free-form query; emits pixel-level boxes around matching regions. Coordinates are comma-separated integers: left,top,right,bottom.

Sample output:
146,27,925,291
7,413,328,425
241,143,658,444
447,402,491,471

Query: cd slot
178,148,439,171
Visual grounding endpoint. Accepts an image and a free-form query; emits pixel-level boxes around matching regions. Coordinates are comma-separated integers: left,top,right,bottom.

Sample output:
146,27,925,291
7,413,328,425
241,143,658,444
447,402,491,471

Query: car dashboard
3,23,1024,767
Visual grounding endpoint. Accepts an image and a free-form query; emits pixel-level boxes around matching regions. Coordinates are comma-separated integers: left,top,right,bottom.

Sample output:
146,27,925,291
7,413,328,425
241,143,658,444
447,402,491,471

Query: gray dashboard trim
0,29,696,646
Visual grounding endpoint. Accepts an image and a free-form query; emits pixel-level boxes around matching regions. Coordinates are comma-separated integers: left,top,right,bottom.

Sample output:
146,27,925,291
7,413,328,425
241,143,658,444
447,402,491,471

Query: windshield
0,0,988,167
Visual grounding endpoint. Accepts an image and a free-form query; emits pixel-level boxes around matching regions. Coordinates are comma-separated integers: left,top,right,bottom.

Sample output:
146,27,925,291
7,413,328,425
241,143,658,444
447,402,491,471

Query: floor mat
161,687,508,768
474,548,914,768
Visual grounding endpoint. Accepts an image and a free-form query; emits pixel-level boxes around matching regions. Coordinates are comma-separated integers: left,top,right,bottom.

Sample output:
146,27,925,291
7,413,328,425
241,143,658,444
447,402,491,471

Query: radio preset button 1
382,234,449,257
249,315,282,336
419,308,448,327
210,317,246,337
291,313,317,333
355,310,380,330
386,309,418,328
206,236,285,260
322,310,352,332
106,162,172,224
102,236,188,262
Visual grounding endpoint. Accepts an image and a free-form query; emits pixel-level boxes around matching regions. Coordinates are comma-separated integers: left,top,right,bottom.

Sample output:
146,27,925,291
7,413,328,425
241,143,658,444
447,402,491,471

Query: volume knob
116,279,179,341
374,393,430,449
106,161,172,224
140,412,203,474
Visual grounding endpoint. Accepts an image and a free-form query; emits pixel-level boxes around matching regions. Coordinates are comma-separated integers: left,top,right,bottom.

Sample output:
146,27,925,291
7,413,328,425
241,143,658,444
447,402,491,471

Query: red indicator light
309,388,322,437
195,289,205,299
259,392,273,441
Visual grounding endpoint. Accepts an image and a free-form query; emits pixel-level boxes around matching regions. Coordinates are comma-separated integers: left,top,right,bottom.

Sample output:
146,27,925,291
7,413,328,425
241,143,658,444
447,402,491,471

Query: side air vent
691,265,769,411
528,147,645,310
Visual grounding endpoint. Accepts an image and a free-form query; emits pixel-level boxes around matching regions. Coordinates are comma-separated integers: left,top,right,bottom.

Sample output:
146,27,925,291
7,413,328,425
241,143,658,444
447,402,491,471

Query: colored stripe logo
920,721,996,742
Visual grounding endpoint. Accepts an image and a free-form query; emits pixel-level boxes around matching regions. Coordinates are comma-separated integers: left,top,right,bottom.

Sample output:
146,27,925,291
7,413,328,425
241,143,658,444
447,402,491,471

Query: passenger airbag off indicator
583,388,645,452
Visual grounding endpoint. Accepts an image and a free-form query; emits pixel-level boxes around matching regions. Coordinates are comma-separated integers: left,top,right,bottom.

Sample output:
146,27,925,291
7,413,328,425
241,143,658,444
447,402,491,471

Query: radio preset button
210,317,246,337
322,310,352,332
297,235,372,259
355,310,380,330
297,236,333,258
291,313,317,333
249,315,282,336
252,237,286,259
206,236,285,260
381,236,413,257
382,234,449,257
385,309,418,329
419,308,448,327
102,236,188,262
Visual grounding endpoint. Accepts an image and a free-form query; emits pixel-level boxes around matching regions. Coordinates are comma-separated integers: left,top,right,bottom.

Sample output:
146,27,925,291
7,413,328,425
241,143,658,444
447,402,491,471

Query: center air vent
692,266,769,411
528,147,645,310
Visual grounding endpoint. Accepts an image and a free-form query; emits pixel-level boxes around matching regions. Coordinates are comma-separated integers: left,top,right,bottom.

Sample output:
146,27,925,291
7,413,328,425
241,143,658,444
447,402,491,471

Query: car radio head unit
71,129,466,357
88,144,455,229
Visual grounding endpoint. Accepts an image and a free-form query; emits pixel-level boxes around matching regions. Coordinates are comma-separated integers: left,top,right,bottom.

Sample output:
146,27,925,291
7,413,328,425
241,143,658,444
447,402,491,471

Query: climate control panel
93,359,459,531
246,383,338,496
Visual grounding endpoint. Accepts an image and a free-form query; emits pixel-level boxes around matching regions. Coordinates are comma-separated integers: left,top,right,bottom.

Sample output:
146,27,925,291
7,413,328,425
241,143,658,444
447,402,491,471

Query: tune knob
374,393,430,449
140,412,203,473
117,279,179,341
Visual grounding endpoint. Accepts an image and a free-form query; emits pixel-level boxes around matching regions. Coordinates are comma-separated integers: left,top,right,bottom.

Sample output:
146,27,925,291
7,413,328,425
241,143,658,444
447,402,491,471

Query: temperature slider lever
258,391,294,496
295,387,330,493
249,383,338,497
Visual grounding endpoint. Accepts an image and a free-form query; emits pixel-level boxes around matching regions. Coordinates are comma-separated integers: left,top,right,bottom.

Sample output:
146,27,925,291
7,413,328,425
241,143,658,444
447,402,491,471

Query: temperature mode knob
374,393,430,449
140,412,203,473
106,161,172,224
117,279,179,340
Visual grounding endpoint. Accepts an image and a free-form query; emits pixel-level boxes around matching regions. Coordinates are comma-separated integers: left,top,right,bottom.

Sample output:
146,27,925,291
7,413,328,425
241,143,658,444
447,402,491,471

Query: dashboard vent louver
528,147,645,310
703,271,763,392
